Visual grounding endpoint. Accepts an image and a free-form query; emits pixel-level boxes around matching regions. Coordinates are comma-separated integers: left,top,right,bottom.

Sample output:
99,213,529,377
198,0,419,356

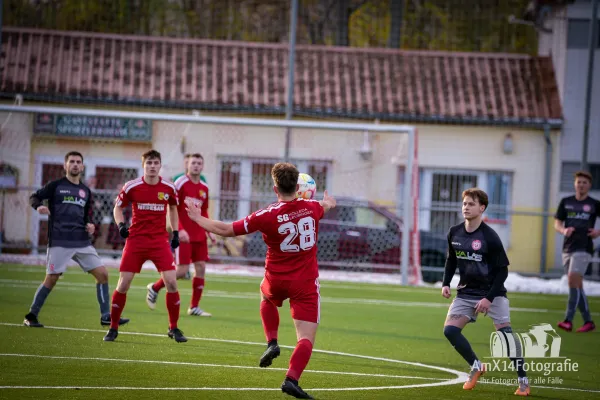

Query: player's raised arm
319,190,336,213
185,198,235,237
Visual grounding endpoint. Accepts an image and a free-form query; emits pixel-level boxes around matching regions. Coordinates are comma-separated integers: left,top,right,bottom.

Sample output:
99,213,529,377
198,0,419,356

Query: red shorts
260,276,321,323
120,240,176,273
175,241,209,265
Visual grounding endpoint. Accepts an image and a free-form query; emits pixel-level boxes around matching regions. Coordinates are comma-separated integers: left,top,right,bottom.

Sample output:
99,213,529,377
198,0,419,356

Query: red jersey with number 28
116,177,178,243
232,198,324,280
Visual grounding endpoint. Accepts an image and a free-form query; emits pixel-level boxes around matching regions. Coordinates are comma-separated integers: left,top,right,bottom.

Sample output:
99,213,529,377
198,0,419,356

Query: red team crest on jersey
158,192,169,201
199,190,206,199
583,204,591,212
472,240,482,251
79,189,86,198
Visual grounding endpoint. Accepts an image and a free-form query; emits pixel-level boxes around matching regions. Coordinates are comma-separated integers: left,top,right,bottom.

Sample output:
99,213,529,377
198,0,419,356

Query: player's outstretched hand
320,190,336,212
118,222,129,239
171,231,180,249
37,206,50,215
185,197,202,223
441,286,451,299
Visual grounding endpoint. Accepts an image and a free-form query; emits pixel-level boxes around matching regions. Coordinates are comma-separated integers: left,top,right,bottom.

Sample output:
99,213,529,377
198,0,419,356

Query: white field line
0,322,467,391
1,324,597,394
0,353,444,381
0,279,596,316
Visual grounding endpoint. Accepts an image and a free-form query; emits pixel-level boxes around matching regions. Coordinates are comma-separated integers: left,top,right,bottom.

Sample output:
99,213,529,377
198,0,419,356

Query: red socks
110,290,127,329
166,291,181,330
286,339,313,381
152,278,166,293
260,299,280,342
190,277,205,309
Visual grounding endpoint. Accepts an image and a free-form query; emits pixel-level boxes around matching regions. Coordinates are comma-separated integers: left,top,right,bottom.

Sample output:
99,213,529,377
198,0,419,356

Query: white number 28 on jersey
278,216,316,252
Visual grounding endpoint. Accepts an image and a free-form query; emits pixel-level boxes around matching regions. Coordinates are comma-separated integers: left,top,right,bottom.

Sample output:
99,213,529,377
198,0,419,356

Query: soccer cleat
281,378,313,399
100,315,130,326
103,328,118,342
23,313,44,328
557,320,573,332
146,283,158,310
514,381,531,396
259,343,281,368
168,328,188,343
463,361,486,390
187,307,212,317
576,321,596,333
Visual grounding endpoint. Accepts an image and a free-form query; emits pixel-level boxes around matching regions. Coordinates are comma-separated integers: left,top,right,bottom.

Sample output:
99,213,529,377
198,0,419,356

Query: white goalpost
0,104,419,286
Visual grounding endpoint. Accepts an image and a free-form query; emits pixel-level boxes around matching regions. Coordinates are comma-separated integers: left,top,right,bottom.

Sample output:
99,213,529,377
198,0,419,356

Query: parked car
242,197,447,282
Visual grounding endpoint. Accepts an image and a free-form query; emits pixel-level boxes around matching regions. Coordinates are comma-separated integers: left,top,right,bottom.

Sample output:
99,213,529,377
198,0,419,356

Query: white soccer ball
296,173,317,200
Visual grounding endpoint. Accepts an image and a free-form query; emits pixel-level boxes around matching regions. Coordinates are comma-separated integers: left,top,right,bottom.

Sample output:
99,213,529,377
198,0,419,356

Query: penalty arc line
0,322,467,391
0,353,446,381
0,324,598,393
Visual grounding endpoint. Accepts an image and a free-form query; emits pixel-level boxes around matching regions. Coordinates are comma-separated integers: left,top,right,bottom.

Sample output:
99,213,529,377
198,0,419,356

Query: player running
103,150,186,343
441,188,530,396
185,162,336,399
24,151,129,328
147,153,215,316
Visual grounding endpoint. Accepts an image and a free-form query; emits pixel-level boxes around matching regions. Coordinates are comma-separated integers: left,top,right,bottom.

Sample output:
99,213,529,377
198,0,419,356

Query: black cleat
103,328,118,342
259,343,280,368
23,313,44,328
168,328,188,343
100,315,130,327
281,378,313,399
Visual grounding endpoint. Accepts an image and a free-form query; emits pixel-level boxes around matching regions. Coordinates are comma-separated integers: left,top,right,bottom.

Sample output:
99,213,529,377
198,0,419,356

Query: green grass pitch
0,263,599,399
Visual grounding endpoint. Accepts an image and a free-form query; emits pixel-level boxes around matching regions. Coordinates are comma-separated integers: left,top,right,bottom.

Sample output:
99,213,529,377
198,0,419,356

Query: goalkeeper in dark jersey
23,151,129,328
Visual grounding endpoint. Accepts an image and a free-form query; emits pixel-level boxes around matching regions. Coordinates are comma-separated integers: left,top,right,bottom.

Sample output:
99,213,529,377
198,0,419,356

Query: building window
217,157,331,221
561,162,600,191
417,168,512,237
218,161,241,221
567,19,600,49
486,172,511,221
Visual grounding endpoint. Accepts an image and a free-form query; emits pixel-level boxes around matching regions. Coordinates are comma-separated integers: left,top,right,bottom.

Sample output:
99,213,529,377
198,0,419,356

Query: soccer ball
296,173,317,200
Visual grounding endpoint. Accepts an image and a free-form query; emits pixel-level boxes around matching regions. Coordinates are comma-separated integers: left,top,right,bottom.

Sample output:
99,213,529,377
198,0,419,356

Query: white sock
518,377,529,385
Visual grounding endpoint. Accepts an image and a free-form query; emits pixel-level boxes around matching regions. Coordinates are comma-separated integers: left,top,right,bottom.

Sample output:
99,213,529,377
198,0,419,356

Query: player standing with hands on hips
103,150,186,343
185,163,336,399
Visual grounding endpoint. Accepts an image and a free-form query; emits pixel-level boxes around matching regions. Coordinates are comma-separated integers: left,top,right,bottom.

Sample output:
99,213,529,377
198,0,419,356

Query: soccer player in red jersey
147,153,215,317
103,150,187,343
185,162,336,399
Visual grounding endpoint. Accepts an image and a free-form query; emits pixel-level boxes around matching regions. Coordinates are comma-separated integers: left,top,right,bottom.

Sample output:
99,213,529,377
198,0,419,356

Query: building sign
33,113,152,142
